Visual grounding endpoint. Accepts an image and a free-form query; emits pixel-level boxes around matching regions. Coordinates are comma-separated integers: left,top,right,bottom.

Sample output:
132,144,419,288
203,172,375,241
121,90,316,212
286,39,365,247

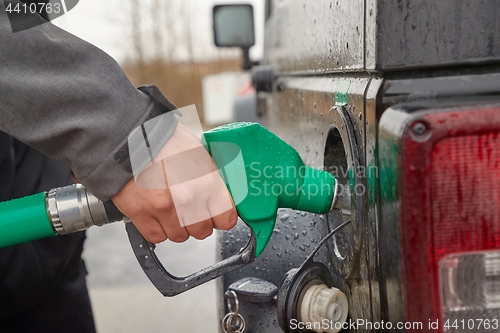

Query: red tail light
394,105,500,332
431,132,500,255
402,106,500,332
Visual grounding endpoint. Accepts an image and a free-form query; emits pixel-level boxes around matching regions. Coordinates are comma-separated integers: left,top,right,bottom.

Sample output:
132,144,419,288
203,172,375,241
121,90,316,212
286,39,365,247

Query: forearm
0,0,176,200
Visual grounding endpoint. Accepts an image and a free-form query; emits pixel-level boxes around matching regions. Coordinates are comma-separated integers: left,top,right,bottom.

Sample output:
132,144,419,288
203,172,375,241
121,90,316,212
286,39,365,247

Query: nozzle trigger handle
126,221,256,297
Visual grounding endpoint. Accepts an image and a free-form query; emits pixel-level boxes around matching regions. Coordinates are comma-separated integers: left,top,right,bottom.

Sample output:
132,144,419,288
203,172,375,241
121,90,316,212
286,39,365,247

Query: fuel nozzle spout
202,122,338,256
295,165,339,213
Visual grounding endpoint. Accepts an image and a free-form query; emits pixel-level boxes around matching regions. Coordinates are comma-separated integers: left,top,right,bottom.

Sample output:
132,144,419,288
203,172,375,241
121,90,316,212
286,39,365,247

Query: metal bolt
412,122,427,136
242,252,252,263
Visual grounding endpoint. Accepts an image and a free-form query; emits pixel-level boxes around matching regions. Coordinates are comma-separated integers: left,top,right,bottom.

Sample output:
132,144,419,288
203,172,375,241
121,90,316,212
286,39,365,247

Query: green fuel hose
0,192,55,248
0,184,124,249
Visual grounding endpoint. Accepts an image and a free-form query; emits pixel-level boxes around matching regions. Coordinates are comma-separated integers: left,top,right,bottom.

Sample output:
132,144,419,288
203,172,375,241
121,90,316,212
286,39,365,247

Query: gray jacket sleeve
0,1,177,201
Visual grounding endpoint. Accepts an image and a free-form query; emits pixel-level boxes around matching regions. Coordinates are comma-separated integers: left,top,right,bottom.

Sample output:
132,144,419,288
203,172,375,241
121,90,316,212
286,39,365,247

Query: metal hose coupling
46,184,121,235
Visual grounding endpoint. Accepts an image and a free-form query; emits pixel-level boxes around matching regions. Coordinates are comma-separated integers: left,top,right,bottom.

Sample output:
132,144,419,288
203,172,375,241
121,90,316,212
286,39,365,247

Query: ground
83,222,219,333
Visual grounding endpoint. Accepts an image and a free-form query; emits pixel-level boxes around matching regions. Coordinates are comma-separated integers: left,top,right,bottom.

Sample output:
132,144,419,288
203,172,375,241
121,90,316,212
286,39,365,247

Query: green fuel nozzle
202,122,337,257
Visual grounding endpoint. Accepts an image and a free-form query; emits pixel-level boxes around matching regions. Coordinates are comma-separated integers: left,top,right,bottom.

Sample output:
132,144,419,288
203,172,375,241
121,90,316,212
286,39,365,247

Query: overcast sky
52,0,264,64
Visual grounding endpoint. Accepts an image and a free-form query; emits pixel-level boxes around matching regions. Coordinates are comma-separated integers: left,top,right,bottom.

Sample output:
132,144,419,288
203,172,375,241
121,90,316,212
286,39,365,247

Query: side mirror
213,4,257,69
213,4,255,47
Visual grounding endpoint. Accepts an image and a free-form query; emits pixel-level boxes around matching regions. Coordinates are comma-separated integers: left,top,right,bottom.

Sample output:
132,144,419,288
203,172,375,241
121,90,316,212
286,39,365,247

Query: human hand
111,124,238,243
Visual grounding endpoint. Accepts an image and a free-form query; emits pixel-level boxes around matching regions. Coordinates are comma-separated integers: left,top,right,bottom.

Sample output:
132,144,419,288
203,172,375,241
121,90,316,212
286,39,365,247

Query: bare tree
151,0,164,61
179,1,194,63
130,0,146,81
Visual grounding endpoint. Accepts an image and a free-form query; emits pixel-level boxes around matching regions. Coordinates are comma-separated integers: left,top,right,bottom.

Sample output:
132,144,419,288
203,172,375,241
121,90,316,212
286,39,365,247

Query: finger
163,224,190,243
185,217,214,240
131,216,167,244
212,209,238,231
143,186,184,239
153,160,190,243
206,173,237,230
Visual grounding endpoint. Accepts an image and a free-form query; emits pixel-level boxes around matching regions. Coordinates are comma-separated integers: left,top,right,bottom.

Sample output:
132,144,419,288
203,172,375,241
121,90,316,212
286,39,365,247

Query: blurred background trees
123,0,242,124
